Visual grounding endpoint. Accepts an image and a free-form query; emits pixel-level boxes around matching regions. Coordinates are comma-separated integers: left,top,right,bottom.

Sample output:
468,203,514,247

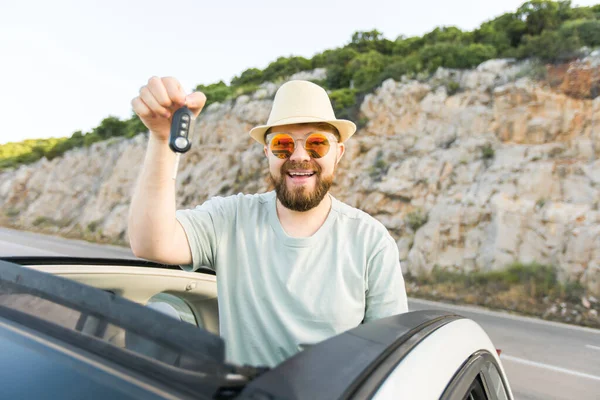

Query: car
0,256,514,399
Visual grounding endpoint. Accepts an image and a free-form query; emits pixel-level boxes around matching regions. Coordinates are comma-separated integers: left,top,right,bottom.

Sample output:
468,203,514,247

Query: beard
269,159,334,212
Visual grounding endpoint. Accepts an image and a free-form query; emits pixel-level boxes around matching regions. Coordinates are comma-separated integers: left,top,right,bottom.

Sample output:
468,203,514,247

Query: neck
275,193,332,238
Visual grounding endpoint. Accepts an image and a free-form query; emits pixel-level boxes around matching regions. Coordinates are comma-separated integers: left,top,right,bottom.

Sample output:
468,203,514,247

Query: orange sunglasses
267,132,337,159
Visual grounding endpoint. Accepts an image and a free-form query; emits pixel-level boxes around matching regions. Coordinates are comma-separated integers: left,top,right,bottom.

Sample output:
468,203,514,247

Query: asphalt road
410,299,600,399
0,226,136,259
1,226,599,399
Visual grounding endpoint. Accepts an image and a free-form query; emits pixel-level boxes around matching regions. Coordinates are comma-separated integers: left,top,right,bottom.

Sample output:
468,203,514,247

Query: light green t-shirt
175,191,408,367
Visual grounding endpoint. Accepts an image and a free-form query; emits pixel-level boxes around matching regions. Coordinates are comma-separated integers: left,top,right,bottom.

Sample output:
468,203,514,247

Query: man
128,77,408,367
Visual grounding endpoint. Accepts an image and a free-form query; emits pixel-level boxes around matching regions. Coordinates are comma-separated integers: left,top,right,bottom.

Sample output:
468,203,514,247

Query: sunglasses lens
305,133,330,158
270,134,294,159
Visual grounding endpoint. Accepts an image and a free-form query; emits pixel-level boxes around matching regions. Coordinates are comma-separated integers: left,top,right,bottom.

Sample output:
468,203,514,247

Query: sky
1,0,598,145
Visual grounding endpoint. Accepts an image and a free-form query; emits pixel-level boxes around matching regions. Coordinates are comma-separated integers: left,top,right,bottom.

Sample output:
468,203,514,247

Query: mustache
280,160,322,174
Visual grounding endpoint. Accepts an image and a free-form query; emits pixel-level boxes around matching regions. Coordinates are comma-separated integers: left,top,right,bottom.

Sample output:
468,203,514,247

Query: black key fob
169,106,193,153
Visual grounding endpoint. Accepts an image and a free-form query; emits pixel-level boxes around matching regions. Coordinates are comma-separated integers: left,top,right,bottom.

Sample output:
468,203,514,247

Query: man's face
264,123,345,212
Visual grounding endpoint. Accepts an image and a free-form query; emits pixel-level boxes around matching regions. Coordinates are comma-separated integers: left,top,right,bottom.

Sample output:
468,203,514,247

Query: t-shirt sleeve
364,238,408,322
175,195,237,272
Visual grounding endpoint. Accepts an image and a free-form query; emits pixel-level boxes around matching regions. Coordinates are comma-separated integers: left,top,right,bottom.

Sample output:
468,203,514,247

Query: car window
484,363,509,400
463,375,488,400
0,282,186,364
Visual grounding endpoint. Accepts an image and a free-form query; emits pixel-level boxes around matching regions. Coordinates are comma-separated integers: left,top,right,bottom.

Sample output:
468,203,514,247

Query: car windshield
0,259,247,398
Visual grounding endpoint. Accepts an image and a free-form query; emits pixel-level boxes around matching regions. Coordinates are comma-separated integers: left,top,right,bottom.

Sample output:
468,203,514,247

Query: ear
335,143,345,165
264,146,268,158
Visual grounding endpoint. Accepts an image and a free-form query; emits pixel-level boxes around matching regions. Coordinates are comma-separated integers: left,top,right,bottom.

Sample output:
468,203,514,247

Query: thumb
185,91,207,118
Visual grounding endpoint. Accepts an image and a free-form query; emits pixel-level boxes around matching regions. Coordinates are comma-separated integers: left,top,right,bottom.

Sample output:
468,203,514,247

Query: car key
169,106,194,179
169,106,193,153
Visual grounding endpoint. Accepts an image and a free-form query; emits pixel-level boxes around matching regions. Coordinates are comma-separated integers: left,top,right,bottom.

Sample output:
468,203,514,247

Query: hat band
268,115,330,126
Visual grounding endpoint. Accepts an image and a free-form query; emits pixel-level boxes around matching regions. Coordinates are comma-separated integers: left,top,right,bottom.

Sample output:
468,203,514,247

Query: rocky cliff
1,59,599,294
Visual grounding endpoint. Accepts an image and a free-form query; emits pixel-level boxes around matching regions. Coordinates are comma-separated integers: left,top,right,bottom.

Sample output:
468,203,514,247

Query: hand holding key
131,77,206,142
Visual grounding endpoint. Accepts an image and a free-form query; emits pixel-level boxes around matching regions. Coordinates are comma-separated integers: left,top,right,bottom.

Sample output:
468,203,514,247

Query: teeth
289,172,313,176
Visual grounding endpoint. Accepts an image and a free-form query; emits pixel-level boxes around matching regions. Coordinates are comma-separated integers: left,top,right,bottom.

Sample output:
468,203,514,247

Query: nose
289,139,311,162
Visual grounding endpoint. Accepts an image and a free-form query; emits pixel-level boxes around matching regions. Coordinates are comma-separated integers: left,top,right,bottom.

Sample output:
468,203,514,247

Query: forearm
128,134,179,258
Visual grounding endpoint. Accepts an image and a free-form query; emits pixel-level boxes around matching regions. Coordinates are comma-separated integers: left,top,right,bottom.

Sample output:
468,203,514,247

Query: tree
347,50,387,89
516,0,572,36
517,28,582,62
423,26,473,45
231,68,264,86
125,114,147,138
473,23,512,55
91,116,128,139
485,12,528,47
392,36,425,57
561,19,600,47
325,64,352,89
261,56,311,82
419,43,497,72
312,47,358,69
379,55,422,82
194,81,233,106
349,30,394,55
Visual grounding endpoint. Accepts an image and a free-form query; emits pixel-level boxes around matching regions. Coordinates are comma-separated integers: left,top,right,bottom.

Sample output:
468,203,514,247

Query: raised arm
127,76,206,265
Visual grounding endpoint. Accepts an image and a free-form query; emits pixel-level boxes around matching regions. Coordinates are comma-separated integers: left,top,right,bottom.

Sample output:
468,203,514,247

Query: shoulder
330,196,396,248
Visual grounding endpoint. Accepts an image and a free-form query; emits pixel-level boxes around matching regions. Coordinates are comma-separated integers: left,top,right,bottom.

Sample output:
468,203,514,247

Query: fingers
147,76,173,110
185,91,207,118
131,97,152,118
139,86,170,119
162,77,186,107
133,76,205,121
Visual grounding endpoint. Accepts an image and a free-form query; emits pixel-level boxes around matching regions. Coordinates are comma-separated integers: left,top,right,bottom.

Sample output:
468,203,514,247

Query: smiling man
128,78,408,367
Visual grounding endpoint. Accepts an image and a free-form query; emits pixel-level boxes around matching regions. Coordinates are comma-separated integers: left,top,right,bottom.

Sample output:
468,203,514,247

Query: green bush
33,216,51,227
378,55,422,82
426,262,560,298
4,208,19,217
481,143,495,159
561,19,600,47
326,64,352,89
406,210,428,231
517,28,582,62
231,68,264,86
473,24,513,55
125,114,148,137
419,43,497,72
262,56,312,83
392,36,425,57
329,88,358,114
194,81,233,107
348,30,394,55
348,50,388,89
312,47,359,70
87,220,101,232
422,26,473,45
91,116,128,140
446,81,460,95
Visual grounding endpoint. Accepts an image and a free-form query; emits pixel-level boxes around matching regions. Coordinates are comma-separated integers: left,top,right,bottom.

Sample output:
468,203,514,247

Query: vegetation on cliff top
2,0,600,170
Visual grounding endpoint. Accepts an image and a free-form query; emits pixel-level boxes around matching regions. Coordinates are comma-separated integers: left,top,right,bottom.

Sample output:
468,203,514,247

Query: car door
440,351,512,400
238,310,467,399
440,351,511,400
366,318,512,400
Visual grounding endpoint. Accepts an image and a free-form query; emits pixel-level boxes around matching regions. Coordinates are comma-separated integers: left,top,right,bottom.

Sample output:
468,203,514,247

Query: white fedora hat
249,80,357,145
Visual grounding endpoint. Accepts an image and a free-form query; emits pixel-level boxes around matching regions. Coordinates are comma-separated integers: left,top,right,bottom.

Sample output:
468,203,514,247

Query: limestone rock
1,60,600,295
